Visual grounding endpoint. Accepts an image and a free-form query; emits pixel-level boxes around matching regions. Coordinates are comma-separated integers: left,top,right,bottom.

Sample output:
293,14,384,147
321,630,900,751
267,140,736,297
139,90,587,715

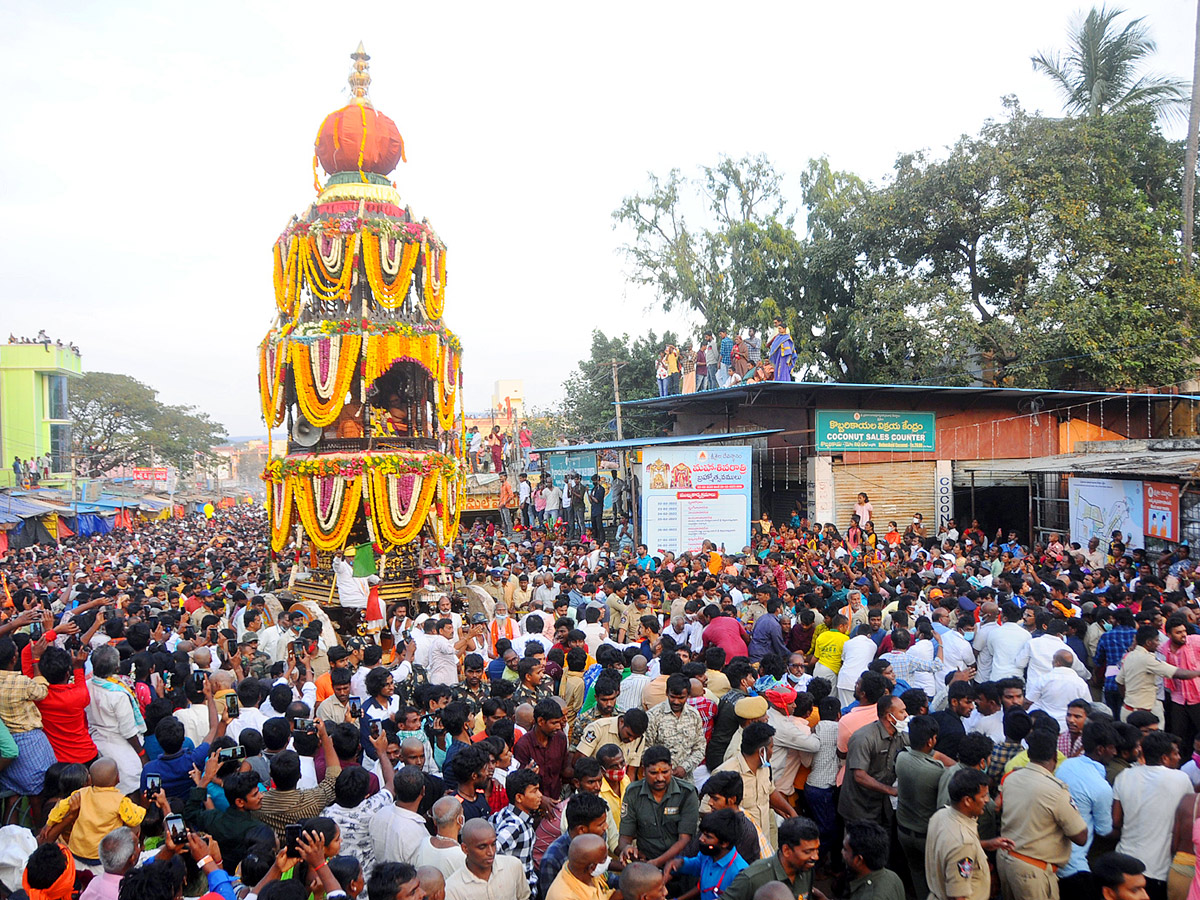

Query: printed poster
1144,481,1180,543
641,445,751,556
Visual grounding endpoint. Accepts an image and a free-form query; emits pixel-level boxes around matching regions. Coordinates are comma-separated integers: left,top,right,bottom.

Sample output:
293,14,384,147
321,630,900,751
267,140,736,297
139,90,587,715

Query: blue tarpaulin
70,514,111,536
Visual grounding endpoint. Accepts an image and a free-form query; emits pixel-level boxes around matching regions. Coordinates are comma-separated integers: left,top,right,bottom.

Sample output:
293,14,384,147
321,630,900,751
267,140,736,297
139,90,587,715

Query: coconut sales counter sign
816,411,936,453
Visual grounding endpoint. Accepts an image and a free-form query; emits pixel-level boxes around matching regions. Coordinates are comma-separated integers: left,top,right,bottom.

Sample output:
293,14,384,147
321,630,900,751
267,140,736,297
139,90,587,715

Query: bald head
416,866,445,900
980,601,999,620
567,833,607,878
432,795,463,830
1052,649,1076,668
754,884,795,900
192,647,212,667
689,678,704,698
400,737,425,754
90,757,119,788
631,655,648,674
461,818,495,844
621,863,664,900
211,670,234,691
515,703,535,730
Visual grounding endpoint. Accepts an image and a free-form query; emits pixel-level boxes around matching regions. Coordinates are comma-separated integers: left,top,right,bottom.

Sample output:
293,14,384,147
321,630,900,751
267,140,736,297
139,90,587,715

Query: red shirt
702,617,749,661
37,666,98,763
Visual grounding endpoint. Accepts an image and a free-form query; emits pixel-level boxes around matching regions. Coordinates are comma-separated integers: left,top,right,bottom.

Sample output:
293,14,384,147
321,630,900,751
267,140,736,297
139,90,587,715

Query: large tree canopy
610,102,1198,396
71,372,227,477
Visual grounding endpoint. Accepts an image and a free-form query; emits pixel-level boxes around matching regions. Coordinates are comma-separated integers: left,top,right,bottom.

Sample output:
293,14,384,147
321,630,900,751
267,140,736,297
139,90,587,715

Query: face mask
605,766,627,782
962,632,974,642
591,858,610,879
892,715,910,735
1103,623,1114,631
759,749,769,767
496,614,508,621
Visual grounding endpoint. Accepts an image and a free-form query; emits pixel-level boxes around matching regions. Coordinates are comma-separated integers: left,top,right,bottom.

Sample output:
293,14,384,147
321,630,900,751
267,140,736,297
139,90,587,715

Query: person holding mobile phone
254,717,344,838
140,674,229,802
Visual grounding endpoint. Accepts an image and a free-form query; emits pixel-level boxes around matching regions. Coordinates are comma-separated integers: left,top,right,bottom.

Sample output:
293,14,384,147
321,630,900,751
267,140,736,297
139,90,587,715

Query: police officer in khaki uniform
997,730,1088,900
576,712,647,772
926,768,1014,900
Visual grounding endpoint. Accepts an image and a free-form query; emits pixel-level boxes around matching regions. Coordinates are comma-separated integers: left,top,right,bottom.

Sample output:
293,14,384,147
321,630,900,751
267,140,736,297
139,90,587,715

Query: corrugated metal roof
620,381,1200,410
959,449,1200,480
532,429,782,454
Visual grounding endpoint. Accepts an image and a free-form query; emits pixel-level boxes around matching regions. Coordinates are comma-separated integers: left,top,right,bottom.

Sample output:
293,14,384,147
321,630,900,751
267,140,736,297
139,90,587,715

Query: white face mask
892,715,910,735
759,749,769,767
591,858,610,878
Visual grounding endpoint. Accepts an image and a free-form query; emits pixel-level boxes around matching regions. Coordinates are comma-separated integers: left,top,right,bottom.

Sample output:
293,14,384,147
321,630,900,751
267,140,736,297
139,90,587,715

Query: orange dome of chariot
314,43,406,178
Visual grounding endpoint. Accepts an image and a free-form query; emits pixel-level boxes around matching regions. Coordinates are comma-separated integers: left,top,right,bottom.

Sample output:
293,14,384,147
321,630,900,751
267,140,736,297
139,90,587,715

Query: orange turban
23,844,75,900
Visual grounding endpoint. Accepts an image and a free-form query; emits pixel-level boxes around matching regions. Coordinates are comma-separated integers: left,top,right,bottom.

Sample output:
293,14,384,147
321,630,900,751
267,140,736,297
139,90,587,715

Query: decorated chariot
259,45,465,635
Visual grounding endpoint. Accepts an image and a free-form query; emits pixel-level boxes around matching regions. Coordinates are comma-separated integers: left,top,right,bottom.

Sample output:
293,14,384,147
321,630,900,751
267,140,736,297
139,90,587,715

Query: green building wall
0,343,82,487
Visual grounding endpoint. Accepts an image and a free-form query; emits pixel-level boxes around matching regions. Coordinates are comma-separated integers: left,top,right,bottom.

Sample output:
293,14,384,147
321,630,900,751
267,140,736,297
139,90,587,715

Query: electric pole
611,359,623,441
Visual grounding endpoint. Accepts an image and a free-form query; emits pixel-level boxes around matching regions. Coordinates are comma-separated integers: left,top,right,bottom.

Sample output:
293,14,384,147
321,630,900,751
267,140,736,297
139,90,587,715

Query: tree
612,155,788,331
71,372,227,477
1184,0,1200,272
559,331,675,441
1032,5,1189,120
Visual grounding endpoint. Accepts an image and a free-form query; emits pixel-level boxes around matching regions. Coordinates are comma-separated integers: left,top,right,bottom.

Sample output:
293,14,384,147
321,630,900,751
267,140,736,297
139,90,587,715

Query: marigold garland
363,237,421,309
299,233,358,303
268,477,294,552
262,451,460,481
422,246,447,320
292,473,362,551
290,334,362,427
364,332,443,384
369,468,437,546
273,238,301,315
258,341,287,427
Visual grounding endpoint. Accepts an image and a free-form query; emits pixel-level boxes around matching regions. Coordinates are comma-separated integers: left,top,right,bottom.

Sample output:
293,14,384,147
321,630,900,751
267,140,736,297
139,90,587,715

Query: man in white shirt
1113,730,1195,890
372,765,432,866
332,550,380,610
542,479,563,526
966,682,1005,744
1015,621,1088,694
971,601,1001,681
428,617,480,686
984,605,1031,680
1027,649,1093,731
836,630,880,710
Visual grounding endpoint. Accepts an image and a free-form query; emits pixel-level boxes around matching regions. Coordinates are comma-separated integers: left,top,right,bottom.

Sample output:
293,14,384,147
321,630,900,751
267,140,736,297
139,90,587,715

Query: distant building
0,338,82,486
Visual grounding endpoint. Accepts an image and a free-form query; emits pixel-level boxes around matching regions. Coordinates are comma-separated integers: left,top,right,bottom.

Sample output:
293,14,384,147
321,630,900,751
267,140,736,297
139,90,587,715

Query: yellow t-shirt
813,631,850,673
49,786,144,860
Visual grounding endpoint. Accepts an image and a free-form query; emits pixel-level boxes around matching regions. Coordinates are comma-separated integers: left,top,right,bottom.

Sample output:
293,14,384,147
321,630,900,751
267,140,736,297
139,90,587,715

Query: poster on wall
641,445,751,555
1144,481,1180,543
1068,477,1144,552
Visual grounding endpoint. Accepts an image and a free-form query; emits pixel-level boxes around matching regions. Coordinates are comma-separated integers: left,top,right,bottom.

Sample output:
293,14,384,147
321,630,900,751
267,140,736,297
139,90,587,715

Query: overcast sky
1,1,1192,438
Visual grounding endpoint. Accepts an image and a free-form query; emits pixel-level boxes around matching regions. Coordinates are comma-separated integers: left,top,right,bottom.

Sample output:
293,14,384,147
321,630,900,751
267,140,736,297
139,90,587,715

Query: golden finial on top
349,42,372,106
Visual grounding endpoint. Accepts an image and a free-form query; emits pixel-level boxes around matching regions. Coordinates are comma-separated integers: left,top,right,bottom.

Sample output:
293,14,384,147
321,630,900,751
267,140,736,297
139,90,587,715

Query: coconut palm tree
1032,5,1188,120
1184,0,1200,272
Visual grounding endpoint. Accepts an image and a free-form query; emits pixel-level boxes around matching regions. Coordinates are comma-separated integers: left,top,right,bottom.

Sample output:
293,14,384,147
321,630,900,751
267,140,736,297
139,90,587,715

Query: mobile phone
285,823,304,858
349,698,362,719
293,639,306,656
29,621,42,641
165,814,186,844
191,671,206,691
294,717,315,732
145,774,162,795
217,745,247,761
369,720,381,739
225,694,240,718
162,671,173,690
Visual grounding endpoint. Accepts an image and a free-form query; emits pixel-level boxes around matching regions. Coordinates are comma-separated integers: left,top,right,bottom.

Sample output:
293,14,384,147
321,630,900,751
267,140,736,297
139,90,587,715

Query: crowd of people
0,498,1188,900
654,319,799,397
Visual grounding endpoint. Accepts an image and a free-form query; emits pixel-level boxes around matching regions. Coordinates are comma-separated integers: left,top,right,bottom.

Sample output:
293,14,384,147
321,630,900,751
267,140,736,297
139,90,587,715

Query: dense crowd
0,499,1185,900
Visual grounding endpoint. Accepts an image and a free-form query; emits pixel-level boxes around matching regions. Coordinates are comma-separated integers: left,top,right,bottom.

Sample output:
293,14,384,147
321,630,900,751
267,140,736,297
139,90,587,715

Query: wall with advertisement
1144,481,1180,543
1068,478,1143,552
641,445,752,555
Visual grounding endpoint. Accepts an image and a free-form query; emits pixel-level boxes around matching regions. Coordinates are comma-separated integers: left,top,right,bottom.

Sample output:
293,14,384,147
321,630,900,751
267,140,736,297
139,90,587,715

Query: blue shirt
1095,625,1137,692
141,742,211,800
719,337,733,366
678,847,748,900
442,738,469,793
747,614,786,662
1055,755,1113,876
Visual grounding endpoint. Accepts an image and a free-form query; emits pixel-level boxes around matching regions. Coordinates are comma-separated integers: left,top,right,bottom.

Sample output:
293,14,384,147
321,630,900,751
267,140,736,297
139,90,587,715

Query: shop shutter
830,460,936,529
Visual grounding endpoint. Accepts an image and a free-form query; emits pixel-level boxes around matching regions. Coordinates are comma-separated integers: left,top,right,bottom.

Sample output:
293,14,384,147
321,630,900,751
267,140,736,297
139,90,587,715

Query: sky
0,1,1193,439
